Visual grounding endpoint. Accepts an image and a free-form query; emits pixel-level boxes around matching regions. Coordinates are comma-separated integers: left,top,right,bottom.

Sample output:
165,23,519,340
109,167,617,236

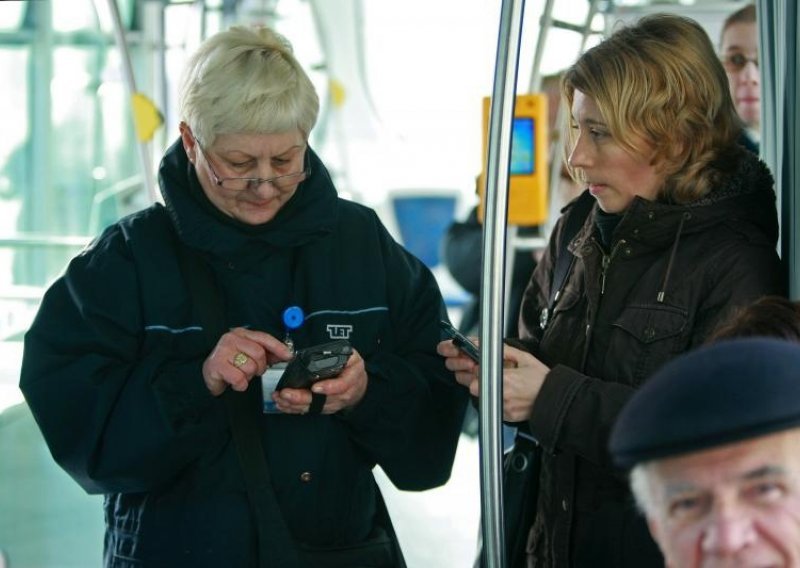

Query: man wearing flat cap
609,337,800,567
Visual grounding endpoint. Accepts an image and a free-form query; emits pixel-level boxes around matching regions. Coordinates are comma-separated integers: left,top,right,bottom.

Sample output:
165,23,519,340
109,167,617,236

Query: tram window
0,3,24,31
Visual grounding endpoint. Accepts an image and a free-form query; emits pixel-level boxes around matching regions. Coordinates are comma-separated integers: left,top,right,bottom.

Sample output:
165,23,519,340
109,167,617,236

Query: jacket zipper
600,239,626,295
580,238,626,371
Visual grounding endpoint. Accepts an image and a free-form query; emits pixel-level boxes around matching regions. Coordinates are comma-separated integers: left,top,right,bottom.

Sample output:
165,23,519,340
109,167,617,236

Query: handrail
758,0,800,297
480,0,526,566
105,0,158,204
546,0,601,223
88,174,144,233
0,235,92,248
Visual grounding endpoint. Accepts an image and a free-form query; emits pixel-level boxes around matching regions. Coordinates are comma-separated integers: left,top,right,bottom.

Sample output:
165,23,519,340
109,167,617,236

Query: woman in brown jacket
439,13,785,568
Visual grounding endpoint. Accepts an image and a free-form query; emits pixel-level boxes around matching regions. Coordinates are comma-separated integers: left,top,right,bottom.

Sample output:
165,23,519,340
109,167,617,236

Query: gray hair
629,462,658,518
178,25,319,146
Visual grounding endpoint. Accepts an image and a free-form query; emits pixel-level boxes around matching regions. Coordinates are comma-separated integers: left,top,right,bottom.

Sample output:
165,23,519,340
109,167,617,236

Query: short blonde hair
562,14,743,203
178,25,319,146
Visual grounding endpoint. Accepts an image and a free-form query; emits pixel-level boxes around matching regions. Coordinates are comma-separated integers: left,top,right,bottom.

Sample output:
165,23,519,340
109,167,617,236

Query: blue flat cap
610,338,800,469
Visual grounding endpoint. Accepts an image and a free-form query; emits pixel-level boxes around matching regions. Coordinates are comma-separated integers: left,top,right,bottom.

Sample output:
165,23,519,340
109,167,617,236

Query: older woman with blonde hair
21,25,467,567
440,13,784,567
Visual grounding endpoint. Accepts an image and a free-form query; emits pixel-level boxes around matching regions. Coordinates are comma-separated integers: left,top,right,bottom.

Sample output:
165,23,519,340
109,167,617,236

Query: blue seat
390,191,458,268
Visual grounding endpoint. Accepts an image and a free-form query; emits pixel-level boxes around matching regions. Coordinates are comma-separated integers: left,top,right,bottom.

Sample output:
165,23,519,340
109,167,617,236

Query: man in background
610,338,800,567
720,4,760,153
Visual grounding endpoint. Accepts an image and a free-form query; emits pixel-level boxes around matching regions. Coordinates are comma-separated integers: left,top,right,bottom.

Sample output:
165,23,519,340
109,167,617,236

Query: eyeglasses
721,52,759,73
193,136,311,191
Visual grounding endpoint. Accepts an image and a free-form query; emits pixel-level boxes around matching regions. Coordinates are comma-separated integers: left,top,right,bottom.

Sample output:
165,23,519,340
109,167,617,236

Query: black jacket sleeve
20,226,227,494
339,215,469,490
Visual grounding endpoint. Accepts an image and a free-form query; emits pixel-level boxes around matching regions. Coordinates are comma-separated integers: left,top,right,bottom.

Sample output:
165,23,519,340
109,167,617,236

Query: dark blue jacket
20,141,467,567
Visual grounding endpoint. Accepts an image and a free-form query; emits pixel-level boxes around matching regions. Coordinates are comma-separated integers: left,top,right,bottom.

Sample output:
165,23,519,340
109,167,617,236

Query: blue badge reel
262,306,305,413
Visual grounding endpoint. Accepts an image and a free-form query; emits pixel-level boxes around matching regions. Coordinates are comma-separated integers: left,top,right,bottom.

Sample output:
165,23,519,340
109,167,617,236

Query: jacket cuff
336,363,386,426
528,364,588,454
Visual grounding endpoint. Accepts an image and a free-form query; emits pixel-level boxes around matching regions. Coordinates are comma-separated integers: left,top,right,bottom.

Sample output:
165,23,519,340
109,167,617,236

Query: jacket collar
158,138,338,256
565,149,778,304
570,149,778,253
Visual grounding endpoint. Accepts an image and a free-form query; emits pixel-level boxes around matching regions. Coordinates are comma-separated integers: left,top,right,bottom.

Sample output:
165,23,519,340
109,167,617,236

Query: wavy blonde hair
562,14,743,203
178,25,319,146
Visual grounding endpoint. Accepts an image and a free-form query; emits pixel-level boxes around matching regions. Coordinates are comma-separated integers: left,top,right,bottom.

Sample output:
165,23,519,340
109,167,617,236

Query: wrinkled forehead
650,428,800,498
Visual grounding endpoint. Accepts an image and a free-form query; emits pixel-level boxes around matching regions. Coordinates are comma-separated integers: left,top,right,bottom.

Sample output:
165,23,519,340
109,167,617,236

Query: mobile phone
275,339,353,390
438,320,480,363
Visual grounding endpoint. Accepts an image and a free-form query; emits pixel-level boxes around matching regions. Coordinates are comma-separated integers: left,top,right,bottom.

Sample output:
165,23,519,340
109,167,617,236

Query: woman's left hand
271,348,368,415
500,346,550,423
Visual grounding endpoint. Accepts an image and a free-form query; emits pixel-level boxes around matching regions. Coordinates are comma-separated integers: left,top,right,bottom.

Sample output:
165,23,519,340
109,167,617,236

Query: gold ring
232,352,249,368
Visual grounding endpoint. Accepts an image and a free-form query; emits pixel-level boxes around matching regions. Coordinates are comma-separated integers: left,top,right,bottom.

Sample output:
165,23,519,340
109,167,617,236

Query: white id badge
261,362,288,414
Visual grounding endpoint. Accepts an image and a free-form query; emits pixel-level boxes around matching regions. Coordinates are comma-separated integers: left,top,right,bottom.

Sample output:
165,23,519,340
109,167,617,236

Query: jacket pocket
611,304,688,384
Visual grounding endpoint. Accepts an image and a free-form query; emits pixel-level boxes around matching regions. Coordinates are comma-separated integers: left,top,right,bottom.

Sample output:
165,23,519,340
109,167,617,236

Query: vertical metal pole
758,0,799,298
527,0,555,93
480,0,526,566
546,0,600,211
144,0,168,153
27,0,53,282
105,0,158,204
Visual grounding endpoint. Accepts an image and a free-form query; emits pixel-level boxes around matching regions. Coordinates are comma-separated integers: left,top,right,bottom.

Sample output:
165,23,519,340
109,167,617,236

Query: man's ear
646,516,672,567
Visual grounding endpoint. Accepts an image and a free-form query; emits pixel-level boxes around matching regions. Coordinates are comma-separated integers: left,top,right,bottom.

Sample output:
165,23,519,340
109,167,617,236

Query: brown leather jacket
518,150,785,567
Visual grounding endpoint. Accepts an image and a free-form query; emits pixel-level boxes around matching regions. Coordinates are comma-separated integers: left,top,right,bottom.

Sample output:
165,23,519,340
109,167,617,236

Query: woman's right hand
437,338,480,393
202,327,293,396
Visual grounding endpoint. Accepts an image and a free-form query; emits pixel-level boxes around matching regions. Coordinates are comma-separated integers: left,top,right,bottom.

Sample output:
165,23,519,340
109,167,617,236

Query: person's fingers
204,329,286,395
231,327,293,362
272,388,313,414
454,370,476,388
